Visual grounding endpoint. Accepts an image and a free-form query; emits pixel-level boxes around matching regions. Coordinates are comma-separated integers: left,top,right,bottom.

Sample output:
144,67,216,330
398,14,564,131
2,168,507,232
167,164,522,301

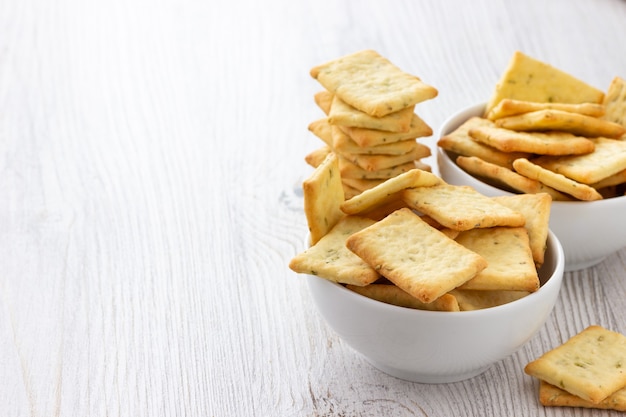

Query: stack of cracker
438,51,626,201
305,50,438,199
525,325,626,412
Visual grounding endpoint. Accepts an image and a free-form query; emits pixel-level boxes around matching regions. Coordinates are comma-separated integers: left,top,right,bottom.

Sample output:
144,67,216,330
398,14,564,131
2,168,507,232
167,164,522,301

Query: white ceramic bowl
307,231,564,384
437,102,626,272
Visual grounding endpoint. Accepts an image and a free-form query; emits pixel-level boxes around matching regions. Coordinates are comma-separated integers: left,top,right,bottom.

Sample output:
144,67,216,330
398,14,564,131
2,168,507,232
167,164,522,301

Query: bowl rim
308,229,564,318
437,101,626,207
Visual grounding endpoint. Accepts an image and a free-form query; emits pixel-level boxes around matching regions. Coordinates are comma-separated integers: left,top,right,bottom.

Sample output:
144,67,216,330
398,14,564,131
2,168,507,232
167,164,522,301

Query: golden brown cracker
289,216,379,285
455,227,539,292
487,98,605,120
347,143,430,172
402,183,526,231
332,125,419,155
338,156,416,180
313,90,333,115
538,380,626,411
494,109,626,139
342,113,433,147
469,125,595,155
303,153,346,244
310,49,438,117
485,51,604,115
328,94,414,132
602,76,626,131
304,146,333,168
347,284,460,312
449,288,530,311
512,158,603,201
492,193,552,266
525,326,626,404
345,208,487,303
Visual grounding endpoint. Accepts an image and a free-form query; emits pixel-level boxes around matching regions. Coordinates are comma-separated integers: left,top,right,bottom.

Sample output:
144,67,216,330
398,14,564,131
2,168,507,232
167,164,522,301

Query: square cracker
487,98,605,120
314,90,333,115
402,183,526,231
438,116,530,169
289,216,379,286
512,158,603,201
328,95,414,132
602,76,626,131
310,49,438,117
340,169,441,215
455,226,539,292
342,113,433,147
331,125,419,155
525,325,626,404
303,153,346,244
345,208,487,303
485,51,604,115
347,284,460,312
346,143,430,172
492,193,552,266
338,156,416,180
304,146,332,168
455,155,572,201
469,125,595,156
494,109,626,139
532,138,626,184
538,380,626,411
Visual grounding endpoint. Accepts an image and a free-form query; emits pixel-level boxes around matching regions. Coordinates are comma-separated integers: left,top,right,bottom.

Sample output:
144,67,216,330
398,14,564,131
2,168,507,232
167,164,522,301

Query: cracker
525,325,626,404
308,118,333,147
492,193,552,266
340,169,441,215
402,183,526,231
332,125,419,155
313,90,333,115
328,95,414,132
494,109,626,139
469,125,595,155
347,284,460,312
304,146,332,168
345,208,487,303
487,98,605,120
602,76,626,131
310,49,438,117
303,153,346,244
485,51,604,115
532,138,626,184
455,156,572,201
538,380,626,411
289,216,379,286
512,158,603,201
342,182,361,200
341,113,433,147
338,156,416,180
347,143,430,172
455,227,539,292
449,288,530,311
591,168,626,190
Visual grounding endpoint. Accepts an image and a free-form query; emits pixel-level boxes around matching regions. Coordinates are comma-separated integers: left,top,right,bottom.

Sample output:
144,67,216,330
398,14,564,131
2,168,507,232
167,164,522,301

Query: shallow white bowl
307,231,564,384
437,102,626,272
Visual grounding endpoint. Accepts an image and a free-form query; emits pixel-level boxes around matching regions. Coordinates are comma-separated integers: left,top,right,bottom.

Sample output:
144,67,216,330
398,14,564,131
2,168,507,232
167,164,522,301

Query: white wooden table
2,0,626,415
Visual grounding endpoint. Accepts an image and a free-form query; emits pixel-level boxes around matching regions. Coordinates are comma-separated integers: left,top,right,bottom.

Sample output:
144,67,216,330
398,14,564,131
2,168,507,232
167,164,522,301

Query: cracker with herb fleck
328,95,414,132
538,380,626,411
342,113,433,147
347,284,460,312
487,99,605,120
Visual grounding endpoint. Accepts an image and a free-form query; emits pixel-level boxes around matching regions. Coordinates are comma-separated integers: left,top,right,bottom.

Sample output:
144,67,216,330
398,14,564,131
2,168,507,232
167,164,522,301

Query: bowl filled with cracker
437,51,626,272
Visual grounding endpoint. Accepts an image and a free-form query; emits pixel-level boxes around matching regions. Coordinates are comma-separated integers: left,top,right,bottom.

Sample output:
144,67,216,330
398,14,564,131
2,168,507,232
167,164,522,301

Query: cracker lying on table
310,49,438,117
525,325,626,404
328,95,415,132
512,158,603,201
402,183,526,231
469,125,595,155
602,76,626,131
484,51,604,116
340,169,441,215
338,157,416,180
345,208,488,303
347,284,460,312
494,109,626,139
303,153,346,244
538,380,626,412
531,138,626,184
438,117,530,169
486,98,605,120
455,156,571,201
289,216,379,286
455,226,539,292
449,288,530,311
492,193,552,266
341,113,433,147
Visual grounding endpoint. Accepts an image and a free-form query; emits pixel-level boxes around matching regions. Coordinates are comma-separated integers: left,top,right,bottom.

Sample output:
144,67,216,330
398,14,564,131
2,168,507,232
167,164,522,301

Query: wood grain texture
1,0,626,415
